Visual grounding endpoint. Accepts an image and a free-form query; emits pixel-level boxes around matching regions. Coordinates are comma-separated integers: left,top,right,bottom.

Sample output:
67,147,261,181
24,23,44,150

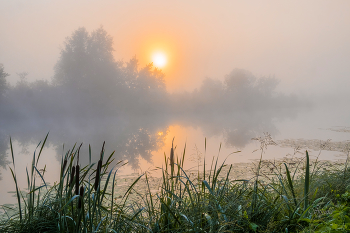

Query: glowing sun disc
152,52,167,68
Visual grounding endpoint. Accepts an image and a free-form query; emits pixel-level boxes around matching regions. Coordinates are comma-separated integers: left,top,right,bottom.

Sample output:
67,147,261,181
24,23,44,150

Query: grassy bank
1,135,350,232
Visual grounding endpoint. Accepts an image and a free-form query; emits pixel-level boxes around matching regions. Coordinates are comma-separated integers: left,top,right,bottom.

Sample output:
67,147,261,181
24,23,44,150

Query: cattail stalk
70,166,75,187
75,165,80,195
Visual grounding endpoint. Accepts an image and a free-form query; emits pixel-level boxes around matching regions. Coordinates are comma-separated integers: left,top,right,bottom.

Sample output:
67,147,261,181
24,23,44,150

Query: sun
152,52,167,68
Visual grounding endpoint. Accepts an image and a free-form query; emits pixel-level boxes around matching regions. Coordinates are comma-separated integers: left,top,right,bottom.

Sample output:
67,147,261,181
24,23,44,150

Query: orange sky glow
1,1,350,94
111,27,186,92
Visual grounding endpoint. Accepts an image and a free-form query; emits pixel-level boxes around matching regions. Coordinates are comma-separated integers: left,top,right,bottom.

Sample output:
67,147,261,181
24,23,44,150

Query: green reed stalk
304,150,310,212
9,137,22,222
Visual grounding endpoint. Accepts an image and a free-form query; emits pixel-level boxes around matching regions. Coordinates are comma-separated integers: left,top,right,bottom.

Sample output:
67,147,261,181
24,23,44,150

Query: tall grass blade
33,166,48,191
156,194,181,225
284,163,297,207
9,137,22,222
304,150,310,212
145,173,155,216
9,167,22,222
110,169,118,222
123,174,144,199
36,132,49,166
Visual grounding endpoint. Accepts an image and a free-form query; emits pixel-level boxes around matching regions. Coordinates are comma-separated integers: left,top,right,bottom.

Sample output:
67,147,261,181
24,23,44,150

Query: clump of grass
1,134,350,232
0,135,139,232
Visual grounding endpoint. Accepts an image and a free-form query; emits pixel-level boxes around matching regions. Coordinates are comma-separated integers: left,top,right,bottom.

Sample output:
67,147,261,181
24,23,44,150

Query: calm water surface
1,108,349,206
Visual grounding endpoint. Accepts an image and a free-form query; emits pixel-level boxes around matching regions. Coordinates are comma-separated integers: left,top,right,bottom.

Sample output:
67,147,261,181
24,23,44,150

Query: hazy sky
1,0,350,95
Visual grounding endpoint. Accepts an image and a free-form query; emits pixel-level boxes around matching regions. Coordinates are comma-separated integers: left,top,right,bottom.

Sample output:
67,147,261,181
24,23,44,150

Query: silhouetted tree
0,64,9,100
0,64,9,177
53,27,121,95
137,63,166,91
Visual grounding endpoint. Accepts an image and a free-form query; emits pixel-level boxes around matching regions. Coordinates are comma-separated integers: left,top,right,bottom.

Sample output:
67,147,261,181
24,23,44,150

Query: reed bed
1,134,350,232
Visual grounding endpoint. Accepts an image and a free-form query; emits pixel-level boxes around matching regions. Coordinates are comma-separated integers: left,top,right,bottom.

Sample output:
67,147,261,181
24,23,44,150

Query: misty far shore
0,27,308,176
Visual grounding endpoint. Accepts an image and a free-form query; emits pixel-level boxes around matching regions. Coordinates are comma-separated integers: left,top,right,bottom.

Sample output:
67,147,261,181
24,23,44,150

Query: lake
1,100,349,206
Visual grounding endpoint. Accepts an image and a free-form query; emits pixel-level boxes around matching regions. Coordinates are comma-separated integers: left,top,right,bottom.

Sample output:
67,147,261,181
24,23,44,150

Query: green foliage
303,204,350,233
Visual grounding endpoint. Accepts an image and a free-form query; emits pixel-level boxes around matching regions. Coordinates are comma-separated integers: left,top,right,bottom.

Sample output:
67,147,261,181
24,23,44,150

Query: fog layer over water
0,27,308,177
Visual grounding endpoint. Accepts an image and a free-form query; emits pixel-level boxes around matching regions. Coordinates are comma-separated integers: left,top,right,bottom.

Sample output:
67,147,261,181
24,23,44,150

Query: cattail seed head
98,160,103,177
75,165,80,195
170,147,174,168
100,141,105,162
94,160,101,191
70,166,75,187
77,143,82,166
80,185,84,196
170,138,175,169
62,158,67,172
78,185,84,209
